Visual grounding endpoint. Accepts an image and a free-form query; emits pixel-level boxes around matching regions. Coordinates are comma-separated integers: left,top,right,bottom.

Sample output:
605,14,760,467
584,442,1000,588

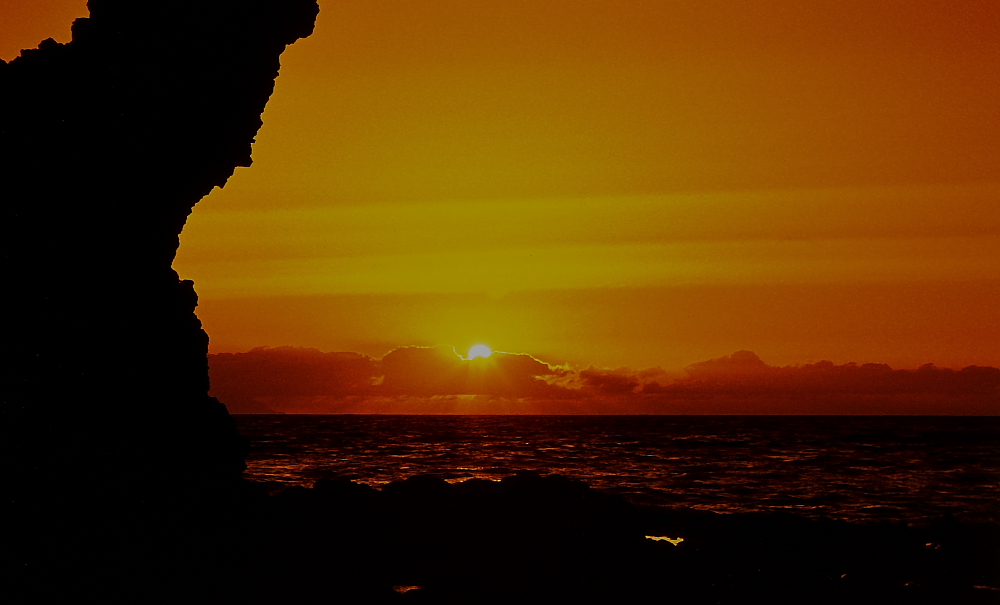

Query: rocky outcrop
149,472,1000,603
2,0,318,500
5,3,319,596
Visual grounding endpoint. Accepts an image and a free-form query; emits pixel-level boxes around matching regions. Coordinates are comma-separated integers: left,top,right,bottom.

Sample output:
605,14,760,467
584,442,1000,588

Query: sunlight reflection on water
235,415,999,524
646,536,684,545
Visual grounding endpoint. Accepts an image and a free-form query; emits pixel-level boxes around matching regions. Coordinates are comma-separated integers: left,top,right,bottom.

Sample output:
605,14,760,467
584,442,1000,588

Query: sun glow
468,344,493,359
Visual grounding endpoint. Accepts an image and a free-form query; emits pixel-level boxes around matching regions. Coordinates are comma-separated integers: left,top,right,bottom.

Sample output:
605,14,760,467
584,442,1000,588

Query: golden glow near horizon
468,345,493,360
6,1,999,373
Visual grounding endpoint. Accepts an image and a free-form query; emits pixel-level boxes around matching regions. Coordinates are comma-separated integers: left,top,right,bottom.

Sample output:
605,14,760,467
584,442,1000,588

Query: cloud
380,346,465,395
550,352,998,414
677,355,1000,396
210,345,573,413
382,346,571,398
636,354,1000,414
578,367,640,395
210,346,998,415
209,346,378,413
684,350,771,379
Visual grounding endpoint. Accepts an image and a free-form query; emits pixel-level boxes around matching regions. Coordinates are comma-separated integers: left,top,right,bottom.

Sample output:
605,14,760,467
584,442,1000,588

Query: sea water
234,414,999,524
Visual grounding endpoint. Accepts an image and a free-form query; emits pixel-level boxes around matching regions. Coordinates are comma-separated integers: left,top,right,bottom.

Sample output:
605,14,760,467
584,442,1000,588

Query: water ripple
235,415,999,523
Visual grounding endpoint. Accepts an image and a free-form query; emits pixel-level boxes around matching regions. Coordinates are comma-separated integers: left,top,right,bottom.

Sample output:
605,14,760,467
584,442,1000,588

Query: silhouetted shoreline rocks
21,471,994,603
5,1,320,501
254,473,1000,604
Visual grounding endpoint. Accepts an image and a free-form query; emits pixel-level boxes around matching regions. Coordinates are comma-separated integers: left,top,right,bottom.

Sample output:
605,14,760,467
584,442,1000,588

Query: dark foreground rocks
15,472,998,604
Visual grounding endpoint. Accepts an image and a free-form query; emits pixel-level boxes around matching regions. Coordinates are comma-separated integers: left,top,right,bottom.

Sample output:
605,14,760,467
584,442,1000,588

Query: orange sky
5,1,999,372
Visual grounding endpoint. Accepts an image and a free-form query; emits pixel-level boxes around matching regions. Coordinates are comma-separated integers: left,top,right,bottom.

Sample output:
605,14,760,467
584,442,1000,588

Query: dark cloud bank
212,348,998,415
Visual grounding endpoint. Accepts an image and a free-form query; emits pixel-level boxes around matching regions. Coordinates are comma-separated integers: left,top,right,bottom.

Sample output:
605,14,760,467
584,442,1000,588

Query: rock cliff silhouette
3,0,317,493
3,0,318,595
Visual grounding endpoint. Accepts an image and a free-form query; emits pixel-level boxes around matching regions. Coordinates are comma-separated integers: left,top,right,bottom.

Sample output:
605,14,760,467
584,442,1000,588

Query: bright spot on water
646,536,684,545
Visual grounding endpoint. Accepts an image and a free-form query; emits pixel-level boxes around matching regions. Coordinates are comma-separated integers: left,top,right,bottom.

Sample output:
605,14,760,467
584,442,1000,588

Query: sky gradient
5,0,999,374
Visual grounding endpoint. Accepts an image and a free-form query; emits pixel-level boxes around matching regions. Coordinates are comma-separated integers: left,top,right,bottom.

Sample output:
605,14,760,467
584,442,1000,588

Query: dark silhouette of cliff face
2,1,319,500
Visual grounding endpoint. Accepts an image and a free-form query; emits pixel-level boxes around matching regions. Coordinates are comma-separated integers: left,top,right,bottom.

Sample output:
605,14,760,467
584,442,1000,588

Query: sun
468,344,493,359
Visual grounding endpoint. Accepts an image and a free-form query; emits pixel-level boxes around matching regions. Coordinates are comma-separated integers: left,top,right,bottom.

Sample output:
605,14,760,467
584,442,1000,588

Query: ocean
234,414,999,524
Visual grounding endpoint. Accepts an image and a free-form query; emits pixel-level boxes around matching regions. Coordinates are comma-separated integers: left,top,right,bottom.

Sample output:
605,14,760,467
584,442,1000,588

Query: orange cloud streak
209,347,998,415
